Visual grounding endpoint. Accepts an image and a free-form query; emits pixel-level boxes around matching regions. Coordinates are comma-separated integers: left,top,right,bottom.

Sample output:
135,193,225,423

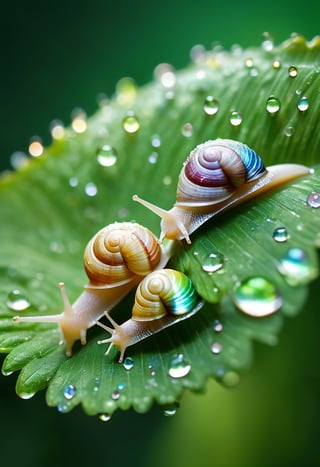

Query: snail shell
97,268,204,363
133,139,311,243
14,222,171,356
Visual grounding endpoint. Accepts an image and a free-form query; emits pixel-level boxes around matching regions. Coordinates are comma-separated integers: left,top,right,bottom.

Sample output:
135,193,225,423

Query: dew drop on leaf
168,354,191,378
123,357,134,371
202,252,224,273
85,182,98,197
232,276,282,317
111,390,120,400
266,96,281,114
148,152,158,164
162,403,179,417
6,289,31,311
297,96,309,112
288,65,298,77
272,227,290,243
203,96,219,115
181,122,193,137
307,192,320,208
229,111,243,126
213,320,223,332
278,248,314,285
96,144,118,167
63,384,76,400
98,413,112,422
211,342,223,354
123,112,140,133
272,59,281,69
50,119,65,140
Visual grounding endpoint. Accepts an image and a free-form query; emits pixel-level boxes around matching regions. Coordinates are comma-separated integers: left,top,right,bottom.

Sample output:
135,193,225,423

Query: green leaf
1,35,320,418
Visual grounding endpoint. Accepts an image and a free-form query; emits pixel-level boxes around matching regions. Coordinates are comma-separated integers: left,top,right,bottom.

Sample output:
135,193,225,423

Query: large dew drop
7,290,31,311
168,353,191,378
278,248,314,286
232,276,282,317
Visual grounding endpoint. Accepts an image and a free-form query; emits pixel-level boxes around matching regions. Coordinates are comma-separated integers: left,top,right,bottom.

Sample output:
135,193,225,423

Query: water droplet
96,145,118,167
63,384,76,400
272,227,290,243
278,248,313,286
148,152,158,164
284,126,294,137
297,96,309,112
307,192,320,208
98,413,112,422
162,402,180,416
117,382,126,391
123,357,134,371
211,342,223,354
202,252,224,273
213,319,223,332
229,111,243,126
168,354,191,378
111,390,120,400
148,365,156,377
288,65,298,77
116,77,137,105
266,96,281,114
154,63,176,88
261,32,274,51
245,58,254,68
69,176,78,188
123,111,140,134
50,119,65,140
181,122,193,137
233,276,282,317
272,59,281,69
10,151,28,169
85,182,98,197
71,108,87,133
19,392,36,400
7,290,31,311
151,134,161,148
203,96,219,116
29,136,44,157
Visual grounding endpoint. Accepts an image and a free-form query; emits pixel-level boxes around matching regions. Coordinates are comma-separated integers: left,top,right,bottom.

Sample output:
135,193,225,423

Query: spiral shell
84,222,161,286
97,269,203,362
177,139,266,205
132,269,199,321
133,138,311,243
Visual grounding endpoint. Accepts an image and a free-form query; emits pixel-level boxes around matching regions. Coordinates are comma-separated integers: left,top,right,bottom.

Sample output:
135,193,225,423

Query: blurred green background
1,1,320,466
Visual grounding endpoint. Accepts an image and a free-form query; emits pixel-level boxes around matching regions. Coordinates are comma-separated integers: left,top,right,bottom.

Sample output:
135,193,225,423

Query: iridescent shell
97,269,204,362
133,138,311,243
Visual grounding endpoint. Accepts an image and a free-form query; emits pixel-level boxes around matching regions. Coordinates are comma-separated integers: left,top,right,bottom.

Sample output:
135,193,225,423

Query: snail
97,268,204,363
133,139,311,244
13,222,172,356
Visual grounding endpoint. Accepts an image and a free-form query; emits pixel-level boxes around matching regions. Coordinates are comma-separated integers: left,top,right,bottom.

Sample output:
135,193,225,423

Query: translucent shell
133,138,311,243
97,269,204,362
84,222,161,287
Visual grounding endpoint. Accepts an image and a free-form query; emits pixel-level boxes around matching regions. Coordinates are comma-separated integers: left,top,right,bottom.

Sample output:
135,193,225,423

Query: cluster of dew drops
5,33,320,419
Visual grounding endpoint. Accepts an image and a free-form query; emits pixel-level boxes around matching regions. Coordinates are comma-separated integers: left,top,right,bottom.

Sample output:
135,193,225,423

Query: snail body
14,222,171,356
133,139,311,243
97,268,204,363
